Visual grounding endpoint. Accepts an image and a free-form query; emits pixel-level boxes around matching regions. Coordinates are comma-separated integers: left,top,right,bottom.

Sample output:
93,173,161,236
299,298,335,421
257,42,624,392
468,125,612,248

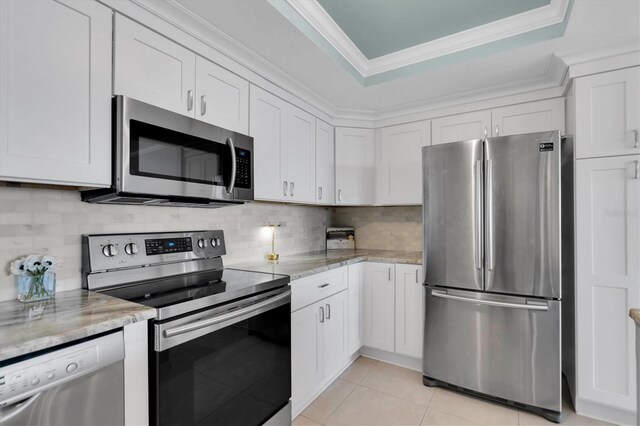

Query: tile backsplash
333,206,422,252
0,186,331,302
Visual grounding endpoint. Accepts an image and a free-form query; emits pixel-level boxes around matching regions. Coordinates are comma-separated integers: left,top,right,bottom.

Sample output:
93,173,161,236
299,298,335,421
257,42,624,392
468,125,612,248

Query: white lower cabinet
363,263,395,352
348,263,365,355
394,264,424,359
576,155,640,418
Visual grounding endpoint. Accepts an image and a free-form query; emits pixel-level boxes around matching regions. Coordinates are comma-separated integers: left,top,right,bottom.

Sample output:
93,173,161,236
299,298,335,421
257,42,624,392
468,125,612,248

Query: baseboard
292,352,360,419
358,346,422,371
576,397,637,426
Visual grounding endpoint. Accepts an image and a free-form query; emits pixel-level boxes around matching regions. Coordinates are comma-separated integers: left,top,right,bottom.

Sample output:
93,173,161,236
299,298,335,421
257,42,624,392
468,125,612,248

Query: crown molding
286,0,570,78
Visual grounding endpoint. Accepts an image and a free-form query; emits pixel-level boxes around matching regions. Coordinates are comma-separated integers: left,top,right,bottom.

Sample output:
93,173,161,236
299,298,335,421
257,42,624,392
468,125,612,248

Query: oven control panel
83,231,226,272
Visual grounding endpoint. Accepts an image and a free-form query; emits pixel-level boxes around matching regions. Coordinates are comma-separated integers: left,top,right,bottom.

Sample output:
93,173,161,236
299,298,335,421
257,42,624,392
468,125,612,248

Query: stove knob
214,238,221,247
210,238,218,247
102,244,118,257
124,243,138,255
197,239,207,249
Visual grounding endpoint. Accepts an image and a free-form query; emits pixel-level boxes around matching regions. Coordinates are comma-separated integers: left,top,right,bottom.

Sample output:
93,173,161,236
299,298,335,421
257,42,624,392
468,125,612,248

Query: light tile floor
293,357,612,426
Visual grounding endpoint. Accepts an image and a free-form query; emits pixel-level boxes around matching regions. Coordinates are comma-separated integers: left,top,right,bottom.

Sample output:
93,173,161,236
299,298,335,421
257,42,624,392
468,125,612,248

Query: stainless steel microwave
82,96,253,207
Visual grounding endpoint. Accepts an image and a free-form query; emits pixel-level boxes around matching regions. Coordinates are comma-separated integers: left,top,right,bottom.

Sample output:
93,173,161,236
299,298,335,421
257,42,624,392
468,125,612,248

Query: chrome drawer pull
318,283,330,288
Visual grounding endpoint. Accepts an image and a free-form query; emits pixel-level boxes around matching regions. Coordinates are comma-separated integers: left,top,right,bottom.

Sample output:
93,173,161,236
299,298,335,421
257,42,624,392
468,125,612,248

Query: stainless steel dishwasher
0,331,124,426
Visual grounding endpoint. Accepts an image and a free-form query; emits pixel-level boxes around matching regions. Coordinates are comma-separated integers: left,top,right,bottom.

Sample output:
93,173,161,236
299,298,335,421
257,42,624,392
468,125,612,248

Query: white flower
24,255,43,274
9,257,26,275
41,255,59,273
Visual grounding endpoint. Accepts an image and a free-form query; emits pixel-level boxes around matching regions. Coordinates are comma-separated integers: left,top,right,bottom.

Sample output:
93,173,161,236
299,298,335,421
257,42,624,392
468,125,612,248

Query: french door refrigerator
421,131,574,423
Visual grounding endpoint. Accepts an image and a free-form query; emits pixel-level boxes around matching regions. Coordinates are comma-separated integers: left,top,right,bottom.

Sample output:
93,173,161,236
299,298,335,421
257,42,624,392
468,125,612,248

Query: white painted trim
575,397,637,426
124,321,149,426
286,0,570,77
359,346,422,372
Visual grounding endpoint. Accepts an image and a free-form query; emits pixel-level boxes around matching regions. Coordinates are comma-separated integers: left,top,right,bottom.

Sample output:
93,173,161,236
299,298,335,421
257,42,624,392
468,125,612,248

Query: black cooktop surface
102,268,290,320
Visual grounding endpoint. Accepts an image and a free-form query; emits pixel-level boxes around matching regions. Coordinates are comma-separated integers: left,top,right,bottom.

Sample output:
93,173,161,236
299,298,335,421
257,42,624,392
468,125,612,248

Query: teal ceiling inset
317,0,551,59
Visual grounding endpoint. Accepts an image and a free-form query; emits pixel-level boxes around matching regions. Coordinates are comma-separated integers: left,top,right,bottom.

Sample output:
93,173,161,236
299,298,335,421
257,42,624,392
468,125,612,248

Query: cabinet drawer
291,267,348,312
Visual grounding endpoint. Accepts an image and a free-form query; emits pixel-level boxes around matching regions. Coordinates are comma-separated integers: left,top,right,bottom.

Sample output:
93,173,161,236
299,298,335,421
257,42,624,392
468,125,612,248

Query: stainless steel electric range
82,231,291,426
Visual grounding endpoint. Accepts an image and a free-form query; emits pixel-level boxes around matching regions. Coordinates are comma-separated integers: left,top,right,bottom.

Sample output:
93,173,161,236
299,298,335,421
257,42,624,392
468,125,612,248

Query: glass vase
17,273,56,302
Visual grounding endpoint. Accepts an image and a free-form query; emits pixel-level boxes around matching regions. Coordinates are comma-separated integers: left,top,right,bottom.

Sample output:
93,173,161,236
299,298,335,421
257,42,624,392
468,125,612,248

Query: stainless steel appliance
82,231,291,426
0,331,124,426
82,96,254,207
421,131,574,423
326,226,355,250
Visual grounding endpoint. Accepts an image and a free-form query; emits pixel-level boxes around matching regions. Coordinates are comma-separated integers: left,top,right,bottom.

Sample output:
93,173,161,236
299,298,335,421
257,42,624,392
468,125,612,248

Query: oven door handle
162,290,291,339
226,137,237,195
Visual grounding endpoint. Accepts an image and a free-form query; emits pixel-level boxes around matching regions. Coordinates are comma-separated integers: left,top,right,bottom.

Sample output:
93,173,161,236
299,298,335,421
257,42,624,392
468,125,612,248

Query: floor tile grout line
320,380,360,425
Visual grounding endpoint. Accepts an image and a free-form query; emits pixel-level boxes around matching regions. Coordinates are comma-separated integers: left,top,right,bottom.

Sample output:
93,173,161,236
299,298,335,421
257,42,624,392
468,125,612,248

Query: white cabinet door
394,264,424,359
431,110,491,145
576,155,640,412
363,263,395,352
376,121,431,205
284,104,315,203
0,0,111,187
576,67,640,159
335,127,375,205
249,85,287,201
348,263,365,355
114,14,196,117
491,98,565,137
292,301,324,413
323,290,349,377
316,119,335,205
194,56,248,134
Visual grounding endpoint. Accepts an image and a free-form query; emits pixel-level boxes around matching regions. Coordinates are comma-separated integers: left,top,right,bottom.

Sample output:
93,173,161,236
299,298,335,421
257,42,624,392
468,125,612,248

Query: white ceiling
173,0,639,112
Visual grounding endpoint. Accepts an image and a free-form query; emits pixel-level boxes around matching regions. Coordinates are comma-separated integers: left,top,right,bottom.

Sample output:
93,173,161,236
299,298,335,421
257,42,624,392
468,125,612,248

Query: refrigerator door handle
431,290,548,311
485,159,495,271
474,160,483,269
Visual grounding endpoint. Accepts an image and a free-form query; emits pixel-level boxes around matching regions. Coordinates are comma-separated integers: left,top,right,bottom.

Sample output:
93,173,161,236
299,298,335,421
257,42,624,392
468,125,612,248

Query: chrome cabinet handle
226,138,236,195
495,125,500,137
630,130,639,149
318,186,323,200
635,160,639,179
200,95,206,115
431,290,548,311
485,159,495,271
319,306,325,323
326,303,331,320
474,160,483,270
283,181,288,196
318,283,330,288
415,268,419,283
187,89,194,111
290,181,294,197
163,291,291,338
338,189,342,202
388,267,392,281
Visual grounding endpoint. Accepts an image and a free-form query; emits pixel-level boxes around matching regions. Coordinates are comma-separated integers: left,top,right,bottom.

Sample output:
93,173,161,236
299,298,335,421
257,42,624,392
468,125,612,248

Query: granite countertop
630,309,640,325
0,289,156,362
229,249,422,280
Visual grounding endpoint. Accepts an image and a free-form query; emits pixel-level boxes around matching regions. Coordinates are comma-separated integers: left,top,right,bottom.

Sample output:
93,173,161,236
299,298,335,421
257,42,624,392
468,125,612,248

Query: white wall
0,185,331,301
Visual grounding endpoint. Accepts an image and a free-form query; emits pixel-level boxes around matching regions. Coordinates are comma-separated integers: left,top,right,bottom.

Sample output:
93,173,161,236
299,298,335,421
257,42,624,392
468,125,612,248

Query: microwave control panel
235,148,251,189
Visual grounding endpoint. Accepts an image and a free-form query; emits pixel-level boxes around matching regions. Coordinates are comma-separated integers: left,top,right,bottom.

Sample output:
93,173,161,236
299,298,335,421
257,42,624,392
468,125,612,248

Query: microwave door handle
226,137,237,195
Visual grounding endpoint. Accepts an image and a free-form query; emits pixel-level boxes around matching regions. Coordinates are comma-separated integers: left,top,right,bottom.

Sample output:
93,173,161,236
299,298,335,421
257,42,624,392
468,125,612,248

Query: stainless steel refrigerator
421,131,575,423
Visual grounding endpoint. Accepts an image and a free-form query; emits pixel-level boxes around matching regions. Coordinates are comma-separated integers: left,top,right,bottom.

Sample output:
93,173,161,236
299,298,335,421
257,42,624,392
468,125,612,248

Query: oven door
116,96,253,202
151,288,291,426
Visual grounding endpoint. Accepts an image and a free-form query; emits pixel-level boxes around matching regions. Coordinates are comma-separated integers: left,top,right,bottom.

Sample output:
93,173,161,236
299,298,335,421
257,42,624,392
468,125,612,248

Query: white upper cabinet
576,155,640,413
575,67,640,159
376,121,431,205
315,119,335,205
335,127,375,205
195,56,249,134
283,104,316,203
491,98,565,137
363,263,395,352
394,264,424,359
249,85,287,202
114,14,196,117
431,110,491,145
0,0,112,187
249,85,316,204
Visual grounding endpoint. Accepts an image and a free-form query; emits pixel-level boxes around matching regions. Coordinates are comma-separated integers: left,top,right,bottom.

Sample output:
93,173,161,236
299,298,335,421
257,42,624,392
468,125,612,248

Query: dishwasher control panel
0,331,124,408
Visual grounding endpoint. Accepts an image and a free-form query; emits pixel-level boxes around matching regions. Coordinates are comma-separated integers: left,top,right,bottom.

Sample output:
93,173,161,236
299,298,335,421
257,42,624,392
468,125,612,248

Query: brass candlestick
267,224,280,261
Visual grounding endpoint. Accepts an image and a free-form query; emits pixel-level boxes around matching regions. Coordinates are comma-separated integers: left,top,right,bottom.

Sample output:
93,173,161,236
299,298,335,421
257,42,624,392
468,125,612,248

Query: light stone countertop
0,289,156,362
229,249,422,280
630,309,640,325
